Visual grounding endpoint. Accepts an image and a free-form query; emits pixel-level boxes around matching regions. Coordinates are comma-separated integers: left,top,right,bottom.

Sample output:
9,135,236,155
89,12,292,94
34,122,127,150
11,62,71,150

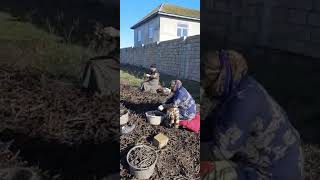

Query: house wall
133,16,160,46
121,35,200,82
159,16,200,42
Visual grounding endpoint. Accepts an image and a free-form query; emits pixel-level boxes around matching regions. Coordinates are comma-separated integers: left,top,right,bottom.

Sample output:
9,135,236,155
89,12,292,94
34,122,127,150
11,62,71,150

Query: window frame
148,26,154,39
177,23,189,37
137,29,142,42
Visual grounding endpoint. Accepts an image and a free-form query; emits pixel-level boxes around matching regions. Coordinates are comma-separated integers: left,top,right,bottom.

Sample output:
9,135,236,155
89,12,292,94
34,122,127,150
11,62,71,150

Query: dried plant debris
120,85,200,179
128,146,157,169
0,65,119,145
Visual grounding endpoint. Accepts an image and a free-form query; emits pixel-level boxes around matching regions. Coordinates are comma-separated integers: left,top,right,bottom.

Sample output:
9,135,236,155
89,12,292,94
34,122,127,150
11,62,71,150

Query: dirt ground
120,85,200,179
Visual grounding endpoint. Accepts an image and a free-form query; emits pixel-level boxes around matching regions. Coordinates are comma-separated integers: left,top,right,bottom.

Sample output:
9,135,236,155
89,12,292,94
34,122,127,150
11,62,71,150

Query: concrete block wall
202,0,320,58
120,35,200,82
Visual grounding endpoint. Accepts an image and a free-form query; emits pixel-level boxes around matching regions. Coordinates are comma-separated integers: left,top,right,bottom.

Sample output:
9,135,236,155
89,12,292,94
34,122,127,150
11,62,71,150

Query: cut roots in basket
128,147,156,169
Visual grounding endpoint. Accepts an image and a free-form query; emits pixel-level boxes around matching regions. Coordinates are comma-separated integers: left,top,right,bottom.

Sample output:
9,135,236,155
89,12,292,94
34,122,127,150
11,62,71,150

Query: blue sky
120,0,200,48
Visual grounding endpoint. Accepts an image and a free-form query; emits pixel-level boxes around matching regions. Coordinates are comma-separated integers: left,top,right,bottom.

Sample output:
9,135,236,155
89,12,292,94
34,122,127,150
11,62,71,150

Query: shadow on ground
0,130,119,179
121,101,162,115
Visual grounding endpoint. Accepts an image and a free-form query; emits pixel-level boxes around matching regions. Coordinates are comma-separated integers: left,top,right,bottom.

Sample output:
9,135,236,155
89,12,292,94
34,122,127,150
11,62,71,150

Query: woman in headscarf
140,64,160,93
200,50,304,180
158,80,197,121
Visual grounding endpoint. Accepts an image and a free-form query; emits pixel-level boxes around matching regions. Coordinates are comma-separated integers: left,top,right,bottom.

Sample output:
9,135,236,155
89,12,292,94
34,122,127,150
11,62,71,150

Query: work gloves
158,105,164,111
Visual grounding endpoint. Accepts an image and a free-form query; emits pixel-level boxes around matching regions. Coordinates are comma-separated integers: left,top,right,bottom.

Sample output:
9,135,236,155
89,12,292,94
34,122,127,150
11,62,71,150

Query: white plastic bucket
145,110,164,125
126,145,158,179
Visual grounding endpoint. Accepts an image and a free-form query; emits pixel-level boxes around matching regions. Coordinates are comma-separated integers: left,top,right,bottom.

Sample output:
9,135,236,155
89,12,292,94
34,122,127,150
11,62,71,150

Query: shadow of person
120,101,162,115
0,131,120,180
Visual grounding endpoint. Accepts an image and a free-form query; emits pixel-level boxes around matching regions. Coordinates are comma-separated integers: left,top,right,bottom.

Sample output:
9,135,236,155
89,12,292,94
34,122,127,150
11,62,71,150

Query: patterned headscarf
203,50,248,101
170,80,182,92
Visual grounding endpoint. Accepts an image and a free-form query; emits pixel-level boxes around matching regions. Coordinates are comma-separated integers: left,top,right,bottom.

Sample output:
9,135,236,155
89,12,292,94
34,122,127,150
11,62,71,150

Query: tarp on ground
80,55,119,96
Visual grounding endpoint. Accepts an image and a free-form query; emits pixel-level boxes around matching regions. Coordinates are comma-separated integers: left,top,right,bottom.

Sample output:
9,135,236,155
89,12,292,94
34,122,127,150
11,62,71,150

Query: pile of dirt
0,65,120,179
127,146,157,169
0,65,119,145
120,85,200,179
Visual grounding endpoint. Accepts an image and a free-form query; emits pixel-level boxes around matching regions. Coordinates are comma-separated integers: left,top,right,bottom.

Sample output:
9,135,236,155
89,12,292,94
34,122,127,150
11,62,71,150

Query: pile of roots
0,65,120,179
0,65,119,145
127,146,157,169
120,85,200,179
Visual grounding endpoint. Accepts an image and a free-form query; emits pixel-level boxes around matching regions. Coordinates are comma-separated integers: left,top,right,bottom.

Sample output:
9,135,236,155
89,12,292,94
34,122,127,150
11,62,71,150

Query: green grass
0,12,58,41
0,11,94,78
120,69,142,86
120,64,200,103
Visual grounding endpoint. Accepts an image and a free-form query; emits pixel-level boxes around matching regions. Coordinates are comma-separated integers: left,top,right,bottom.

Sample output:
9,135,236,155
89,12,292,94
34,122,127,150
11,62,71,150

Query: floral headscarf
170,80,182,92
203,50,248,102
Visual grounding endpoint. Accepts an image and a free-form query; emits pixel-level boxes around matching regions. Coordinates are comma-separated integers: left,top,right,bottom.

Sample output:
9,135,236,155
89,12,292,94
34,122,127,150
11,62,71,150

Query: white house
131,3,200,46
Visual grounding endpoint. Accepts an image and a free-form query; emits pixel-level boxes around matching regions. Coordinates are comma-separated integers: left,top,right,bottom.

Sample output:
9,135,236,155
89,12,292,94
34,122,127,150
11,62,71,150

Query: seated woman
140,64,160,93
158,80,197,121
200,50,304,180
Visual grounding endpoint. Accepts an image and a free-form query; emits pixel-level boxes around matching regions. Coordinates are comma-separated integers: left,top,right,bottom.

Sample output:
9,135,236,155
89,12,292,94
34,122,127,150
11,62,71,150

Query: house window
148,26,153,39
177,23,188,37
138,30,142,42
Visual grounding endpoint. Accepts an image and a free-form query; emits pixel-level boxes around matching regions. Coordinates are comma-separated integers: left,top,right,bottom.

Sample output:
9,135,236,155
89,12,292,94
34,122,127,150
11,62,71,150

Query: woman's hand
158,105,164,111
158,103,174,112
200,161,215,177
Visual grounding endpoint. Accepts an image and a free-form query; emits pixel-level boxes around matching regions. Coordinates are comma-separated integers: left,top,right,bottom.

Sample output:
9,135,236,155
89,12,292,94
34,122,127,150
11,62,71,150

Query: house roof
131,3,200,29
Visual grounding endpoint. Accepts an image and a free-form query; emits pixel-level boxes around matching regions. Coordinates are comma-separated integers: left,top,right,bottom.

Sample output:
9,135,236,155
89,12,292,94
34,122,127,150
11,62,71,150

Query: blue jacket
166,86,196,120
